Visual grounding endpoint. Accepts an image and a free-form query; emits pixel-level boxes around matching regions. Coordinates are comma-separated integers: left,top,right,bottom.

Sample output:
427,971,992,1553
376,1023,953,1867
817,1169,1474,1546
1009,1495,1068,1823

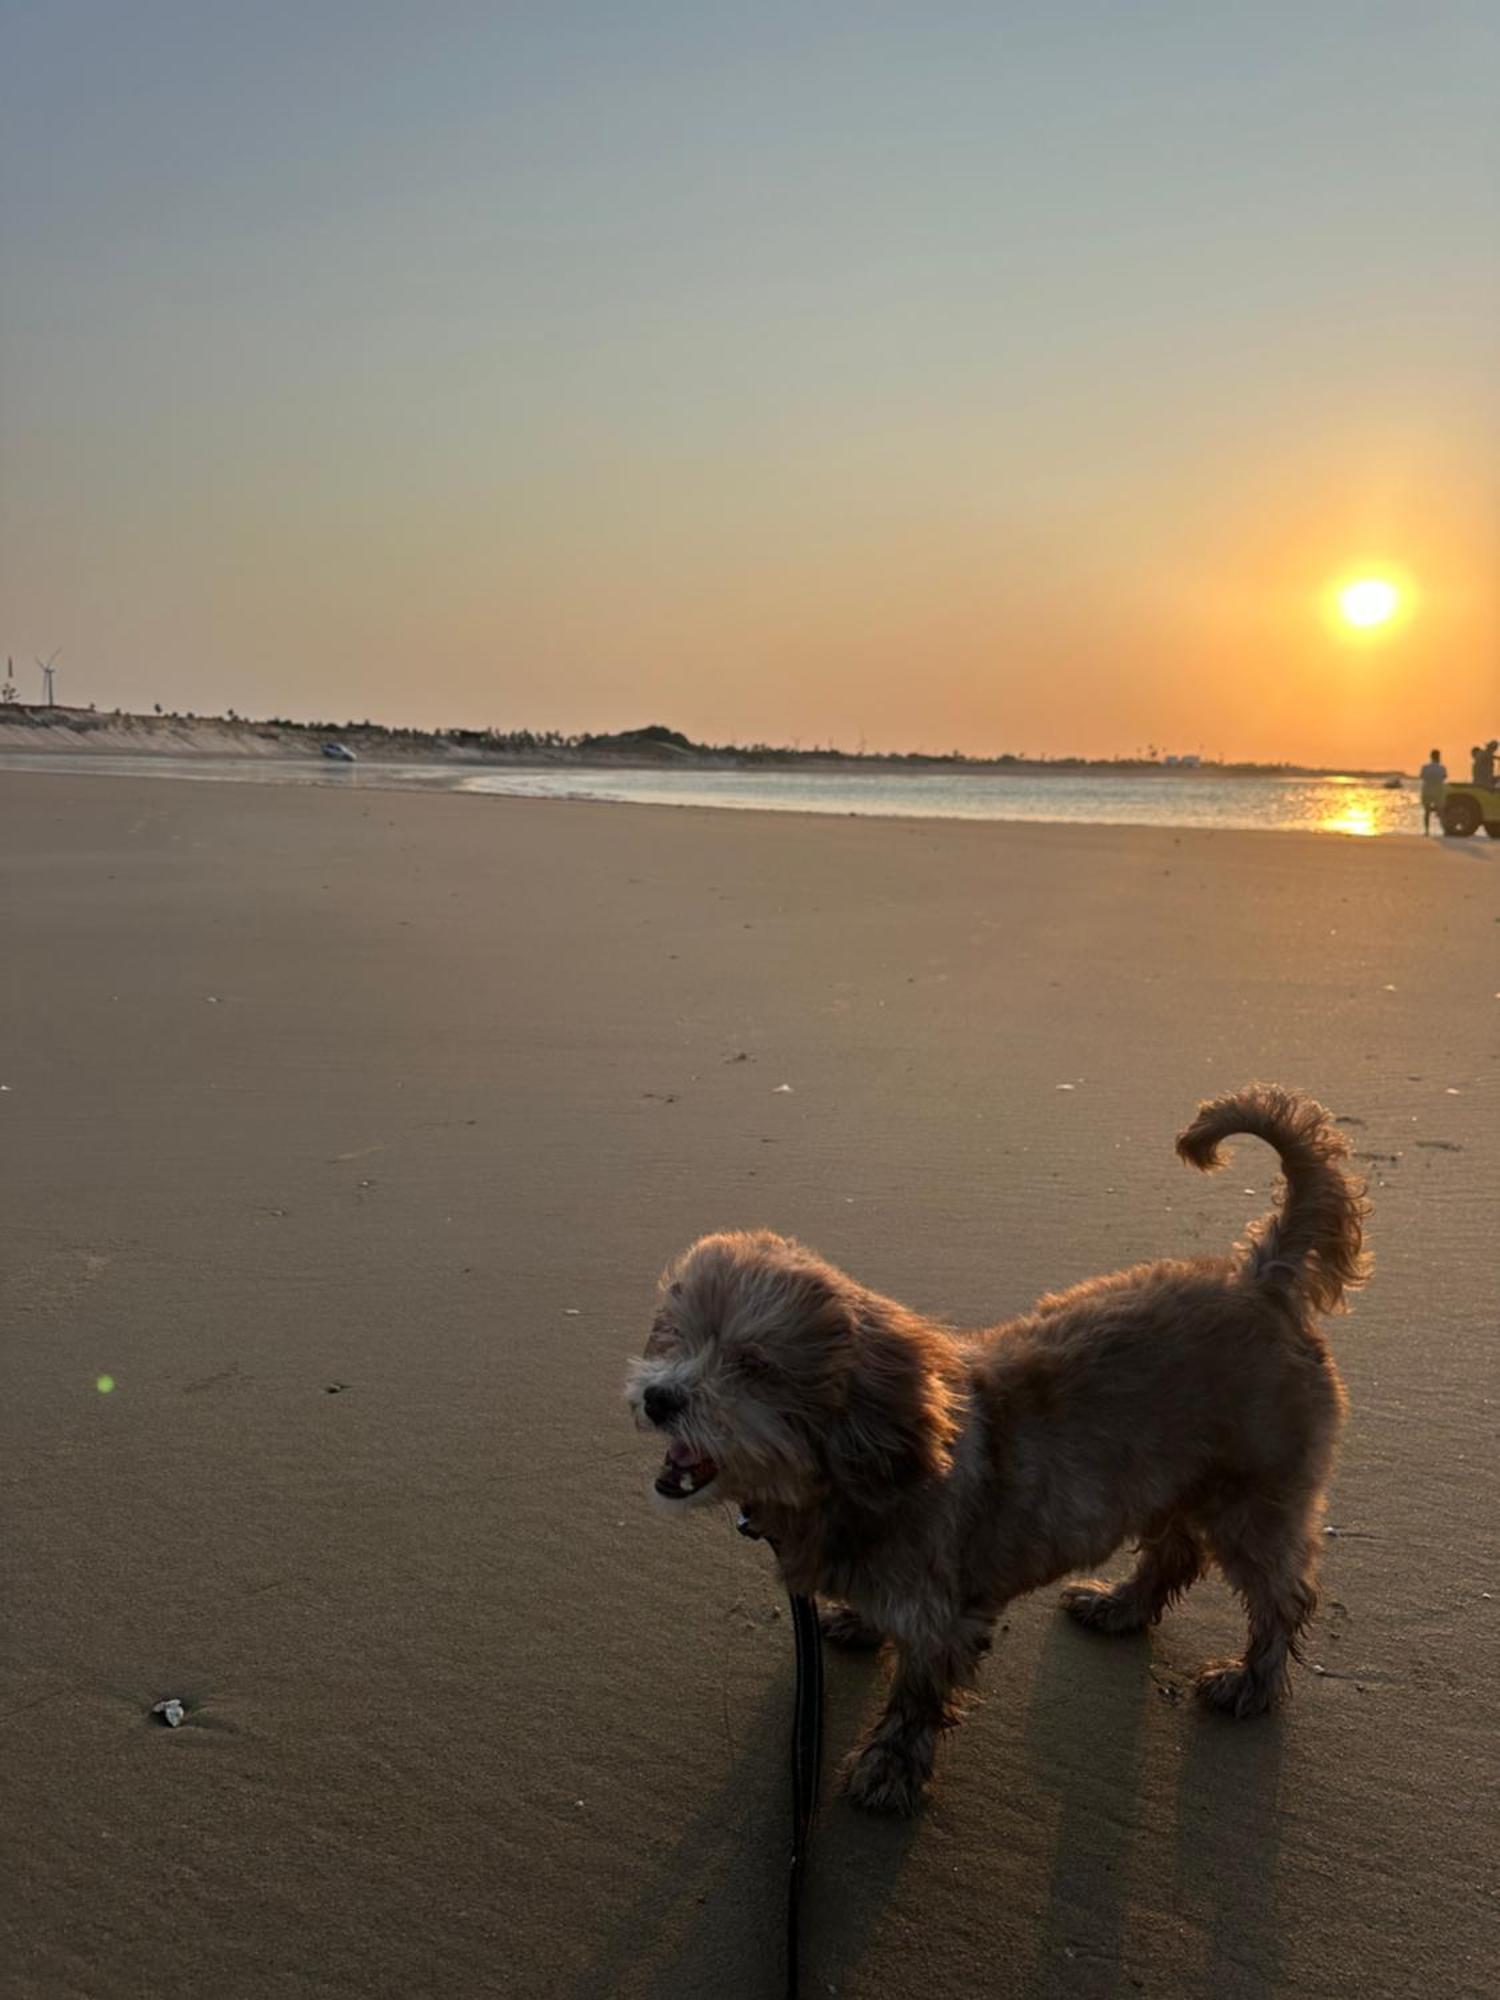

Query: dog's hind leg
818,1601,885,1650
1061,1515,1203,1635
1194,1497,1320,1718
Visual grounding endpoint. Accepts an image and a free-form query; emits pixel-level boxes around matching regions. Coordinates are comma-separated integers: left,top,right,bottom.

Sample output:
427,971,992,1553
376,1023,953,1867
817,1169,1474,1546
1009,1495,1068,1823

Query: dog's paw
1060,1580,1148,1636
841,1741,927,1815
818,1604,885,1651
1194,1658,1281,1718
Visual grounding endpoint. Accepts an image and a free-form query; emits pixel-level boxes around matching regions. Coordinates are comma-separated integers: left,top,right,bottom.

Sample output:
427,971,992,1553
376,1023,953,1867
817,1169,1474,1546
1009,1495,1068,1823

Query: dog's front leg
842,1613,986,1814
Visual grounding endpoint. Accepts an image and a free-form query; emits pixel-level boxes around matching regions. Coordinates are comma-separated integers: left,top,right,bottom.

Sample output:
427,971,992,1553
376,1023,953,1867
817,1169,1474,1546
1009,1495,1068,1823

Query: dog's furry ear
822,1310,959,1512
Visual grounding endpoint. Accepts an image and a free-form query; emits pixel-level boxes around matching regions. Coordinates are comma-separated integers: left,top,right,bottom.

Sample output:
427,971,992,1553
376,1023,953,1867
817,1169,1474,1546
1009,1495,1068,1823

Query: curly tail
1176,1084,1370,1313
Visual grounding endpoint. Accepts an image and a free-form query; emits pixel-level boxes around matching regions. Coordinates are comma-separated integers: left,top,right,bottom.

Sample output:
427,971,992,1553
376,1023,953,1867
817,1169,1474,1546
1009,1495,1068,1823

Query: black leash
740,1513,824,2000
785,1588,824,1999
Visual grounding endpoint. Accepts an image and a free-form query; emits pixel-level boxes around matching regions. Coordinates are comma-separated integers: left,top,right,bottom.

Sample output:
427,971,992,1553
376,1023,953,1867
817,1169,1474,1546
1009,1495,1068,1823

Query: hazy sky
3,2,1497,763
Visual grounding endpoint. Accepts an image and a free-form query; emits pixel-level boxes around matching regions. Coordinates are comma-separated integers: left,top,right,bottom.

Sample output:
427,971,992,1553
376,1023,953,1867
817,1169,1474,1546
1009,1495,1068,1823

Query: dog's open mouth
655,1438,718,1500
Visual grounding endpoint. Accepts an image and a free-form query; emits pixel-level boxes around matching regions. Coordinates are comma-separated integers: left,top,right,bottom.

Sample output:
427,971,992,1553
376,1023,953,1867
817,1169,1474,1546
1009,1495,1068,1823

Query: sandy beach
2,769,1495,2000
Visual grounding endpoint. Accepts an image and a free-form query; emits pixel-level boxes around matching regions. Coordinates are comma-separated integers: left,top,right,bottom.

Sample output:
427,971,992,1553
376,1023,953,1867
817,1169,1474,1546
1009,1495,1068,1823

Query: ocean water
450,763,1423,838
0,752,1423,838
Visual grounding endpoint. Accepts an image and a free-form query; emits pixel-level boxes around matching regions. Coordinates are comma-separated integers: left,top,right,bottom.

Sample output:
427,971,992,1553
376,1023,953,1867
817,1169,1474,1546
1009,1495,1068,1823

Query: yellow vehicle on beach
1440,784,1500,838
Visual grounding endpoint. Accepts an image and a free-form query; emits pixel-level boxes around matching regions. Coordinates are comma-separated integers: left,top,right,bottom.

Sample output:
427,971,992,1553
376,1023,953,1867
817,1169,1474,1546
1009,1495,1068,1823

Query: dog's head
625,1230,960,1516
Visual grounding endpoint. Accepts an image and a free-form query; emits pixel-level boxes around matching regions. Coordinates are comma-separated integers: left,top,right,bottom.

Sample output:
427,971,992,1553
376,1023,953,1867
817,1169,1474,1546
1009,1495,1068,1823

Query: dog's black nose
643,1383,686,1426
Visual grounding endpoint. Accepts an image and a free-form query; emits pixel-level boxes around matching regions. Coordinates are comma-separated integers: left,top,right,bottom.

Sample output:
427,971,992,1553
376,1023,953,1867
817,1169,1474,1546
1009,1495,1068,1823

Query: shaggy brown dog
626,1086,1367,1813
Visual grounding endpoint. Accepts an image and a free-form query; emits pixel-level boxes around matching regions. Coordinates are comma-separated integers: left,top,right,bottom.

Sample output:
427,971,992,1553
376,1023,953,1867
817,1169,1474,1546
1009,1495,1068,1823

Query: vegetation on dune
0,703,1394,777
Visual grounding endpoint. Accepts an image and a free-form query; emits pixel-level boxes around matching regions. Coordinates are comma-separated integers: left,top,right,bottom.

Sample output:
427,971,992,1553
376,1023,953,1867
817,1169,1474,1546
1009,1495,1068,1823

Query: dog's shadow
1019,1615,1156,1996
584,1615,1286,1999
796,1642,923,1987
568,1636,917,2000
1020,1614,1287,1998
1171,1683,1287,1998
566,1664,818,2000
800,1616,1288,2000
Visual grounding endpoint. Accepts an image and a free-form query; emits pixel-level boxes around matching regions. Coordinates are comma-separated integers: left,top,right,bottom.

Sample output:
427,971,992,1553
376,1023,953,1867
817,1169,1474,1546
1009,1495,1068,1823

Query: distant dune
2,705,349,759
0,705,1399,780
0,706,689,766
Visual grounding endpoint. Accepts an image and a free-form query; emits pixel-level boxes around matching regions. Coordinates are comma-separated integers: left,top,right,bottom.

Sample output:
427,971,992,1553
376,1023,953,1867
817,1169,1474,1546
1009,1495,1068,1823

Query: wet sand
2,770,1495,1999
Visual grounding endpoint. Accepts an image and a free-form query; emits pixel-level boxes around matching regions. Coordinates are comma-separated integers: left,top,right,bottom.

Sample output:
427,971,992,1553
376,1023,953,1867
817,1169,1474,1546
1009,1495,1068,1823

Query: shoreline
0,750,1429,841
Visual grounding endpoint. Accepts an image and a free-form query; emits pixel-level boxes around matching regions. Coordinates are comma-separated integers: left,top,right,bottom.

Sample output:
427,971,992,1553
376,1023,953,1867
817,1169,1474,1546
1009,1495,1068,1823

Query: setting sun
1338,576,1401,629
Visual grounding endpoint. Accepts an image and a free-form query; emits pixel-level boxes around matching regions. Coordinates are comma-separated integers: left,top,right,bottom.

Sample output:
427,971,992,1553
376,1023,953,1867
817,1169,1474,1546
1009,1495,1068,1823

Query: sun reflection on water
1319,803,1379,837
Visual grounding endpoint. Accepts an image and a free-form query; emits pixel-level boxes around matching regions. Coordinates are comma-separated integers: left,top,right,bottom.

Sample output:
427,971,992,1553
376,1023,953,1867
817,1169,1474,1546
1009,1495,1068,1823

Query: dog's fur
626,1086,1367,1813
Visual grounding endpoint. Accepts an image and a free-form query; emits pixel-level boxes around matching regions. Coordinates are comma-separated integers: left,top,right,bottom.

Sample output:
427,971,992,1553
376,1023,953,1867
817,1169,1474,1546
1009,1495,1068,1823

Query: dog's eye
646,1314,677,1357
734,1347,778,1383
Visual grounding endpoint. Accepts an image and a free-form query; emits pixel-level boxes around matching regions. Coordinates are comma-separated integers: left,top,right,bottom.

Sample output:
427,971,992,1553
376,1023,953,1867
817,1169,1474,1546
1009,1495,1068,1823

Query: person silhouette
1419,748,1447,835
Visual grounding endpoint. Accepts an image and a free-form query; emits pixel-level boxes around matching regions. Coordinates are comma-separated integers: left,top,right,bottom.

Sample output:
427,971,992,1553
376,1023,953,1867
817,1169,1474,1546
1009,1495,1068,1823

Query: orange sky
3,6,1497,766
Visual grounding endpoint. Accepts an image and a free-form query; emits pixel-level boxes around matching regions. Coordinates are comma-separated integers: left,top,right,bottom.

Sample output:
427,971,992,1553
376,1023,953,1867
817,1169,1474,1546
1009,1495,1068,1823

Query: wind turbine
36,651,59,704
